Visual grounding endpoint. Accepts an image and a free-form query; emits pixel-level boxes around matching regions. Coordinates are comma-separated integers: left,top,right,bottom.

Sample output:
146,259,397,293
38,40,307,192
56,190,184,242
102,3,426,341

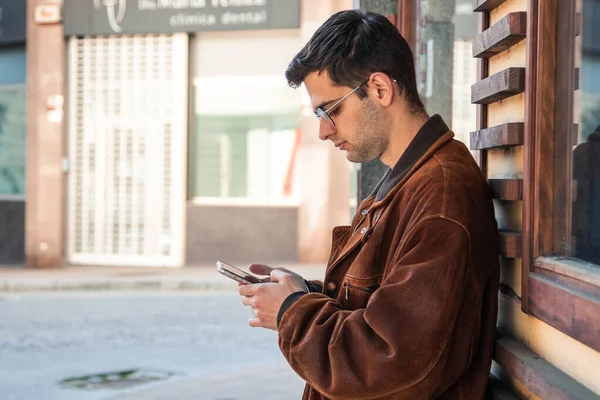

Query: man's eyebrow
314,98,339,111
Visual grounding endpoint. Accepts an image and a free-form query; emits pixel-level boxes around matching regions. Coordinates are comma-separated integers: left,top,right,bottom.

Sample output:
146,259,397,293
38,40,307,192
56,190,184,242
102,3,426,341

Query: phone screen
216,261,264,284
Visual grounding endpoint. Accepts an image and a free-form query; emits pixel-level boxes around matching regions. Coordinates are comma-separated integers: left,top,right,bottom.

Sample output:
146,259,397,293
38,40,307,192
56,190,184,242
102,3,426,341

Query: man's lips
335,141,347,150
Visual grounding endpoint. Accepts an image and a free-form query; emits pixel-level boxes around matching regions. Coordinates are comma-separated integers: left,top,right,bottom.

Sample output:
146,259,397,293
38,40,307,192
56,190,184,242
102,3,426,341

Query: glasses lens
315,108,335,126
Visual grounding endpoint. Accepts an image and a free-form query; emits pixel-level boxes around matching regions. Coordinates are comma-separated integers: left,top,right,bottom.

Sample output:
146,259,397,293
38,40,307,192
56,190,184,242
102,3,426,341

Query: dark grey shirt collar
371,114,450,202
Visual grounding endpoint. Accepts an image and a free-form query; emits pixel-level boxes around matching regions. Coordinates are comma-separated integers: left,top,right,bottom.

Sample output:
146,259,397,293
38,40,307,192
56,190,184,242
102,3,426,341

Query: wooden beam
489,179,523,201
499,231,522,258
471,68,526,105
575,12,582,37
474,0,509,12
470,123,524,150
488,377,520,400
534,257,600,298
473,12,527,58
528,272,600,354
494,331,599,399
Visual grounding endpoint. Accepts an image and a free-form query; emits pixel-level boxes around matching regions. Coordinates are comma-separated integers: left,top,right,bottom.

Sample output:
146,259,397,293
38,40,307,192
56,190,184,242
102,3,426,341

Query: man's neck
379,112,430,168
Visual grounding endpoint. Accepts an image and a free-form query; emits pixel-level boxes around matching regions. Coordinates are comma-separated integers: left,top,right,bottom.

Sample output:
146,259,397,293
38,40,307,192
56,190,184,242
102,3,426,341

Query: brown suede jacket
277,115,500,400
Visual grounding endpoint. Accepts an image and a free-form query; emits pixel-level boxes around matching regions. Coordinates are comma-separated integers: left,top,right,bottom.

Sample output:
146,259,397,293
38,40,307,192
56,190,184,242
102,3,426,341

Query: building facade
23,0,354,268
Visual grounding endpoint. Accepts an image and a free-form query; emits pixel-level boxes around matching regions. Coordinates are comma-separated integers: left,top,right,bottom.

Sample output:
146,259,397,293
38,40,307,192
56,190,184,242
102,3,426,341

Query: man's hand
239,264,308,331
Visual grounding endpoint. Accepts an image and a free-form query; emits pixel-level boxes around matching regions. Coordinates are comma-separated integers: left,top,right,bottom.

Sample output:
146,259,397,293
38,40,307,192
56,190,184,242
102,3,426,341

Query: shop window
191,31,302,203
194,113,299,199
0,84,26,197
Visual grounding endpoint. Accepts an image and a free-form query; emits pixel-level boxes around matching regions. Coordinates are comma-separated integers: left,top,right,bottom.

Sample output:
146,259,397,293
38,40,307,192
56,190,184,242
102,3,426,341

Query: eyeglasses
314,79,369,127
313,78,397,126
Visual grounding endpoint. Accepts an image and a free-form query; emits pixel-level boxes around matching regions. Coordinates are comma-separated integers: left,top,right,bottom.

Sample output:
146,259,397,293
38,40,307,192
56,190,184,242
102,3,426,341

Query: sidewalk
0,264,326,292
109,360,306,400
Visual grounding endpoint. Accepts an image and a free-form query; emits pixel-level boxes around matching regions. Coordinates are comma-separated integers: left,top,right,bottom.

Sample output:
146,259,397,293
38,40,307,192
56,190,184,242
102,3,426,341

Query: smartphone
216,261,265,285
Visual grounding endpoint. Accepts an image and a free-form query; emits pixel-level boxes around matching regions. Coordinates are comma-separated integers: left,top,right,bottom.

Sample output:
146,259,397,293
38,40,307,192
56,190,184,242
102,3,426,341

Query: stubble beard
346,99,390,163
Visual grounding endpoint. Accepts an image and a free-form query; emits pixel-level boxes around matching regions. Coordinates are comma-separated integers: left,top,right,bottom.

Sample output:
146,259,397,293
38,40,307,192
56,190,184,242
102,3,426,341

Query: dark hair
286,9,424,113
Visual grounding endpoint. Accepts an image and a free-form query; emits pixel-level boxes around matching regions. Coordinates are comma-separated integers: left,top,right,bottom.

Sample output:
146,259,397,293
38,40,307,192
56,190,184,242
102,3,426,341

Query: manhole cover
59,368,178,391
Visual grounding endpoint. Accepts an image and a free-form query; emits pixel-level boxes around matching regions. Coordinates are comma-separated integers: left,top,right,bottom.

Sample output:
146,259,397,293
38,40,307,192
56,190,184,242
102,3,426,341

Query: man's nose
318,120,336,141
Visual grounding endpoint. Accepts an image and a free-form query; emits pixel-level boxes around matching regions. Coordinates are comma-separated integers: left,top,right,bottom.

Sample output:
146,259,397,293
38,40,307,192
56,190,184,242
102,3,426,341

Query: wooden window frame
523,0,600,352
396,0,416,52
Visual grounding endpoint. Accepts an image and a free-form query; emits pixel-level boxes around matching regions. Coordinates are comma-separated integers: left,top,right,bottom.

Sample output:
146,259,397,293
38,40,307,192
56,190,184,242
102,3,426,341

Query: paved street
0,292,305,400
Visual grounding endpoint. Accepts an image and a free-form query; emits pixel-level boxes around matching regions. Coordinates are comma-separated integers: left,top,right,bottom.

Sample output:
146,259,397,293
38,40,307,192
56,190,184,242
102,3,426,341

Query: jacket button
361,209,369,216
327,282,337,291
360,227,367,234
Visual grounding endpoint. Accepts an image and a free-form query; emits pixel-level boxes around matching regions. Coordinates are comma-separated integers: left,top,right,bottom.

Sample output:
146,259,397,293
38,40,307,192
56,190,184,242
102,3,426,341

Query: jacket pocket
343,282,375,299
341,274,382,309
342,283,380,311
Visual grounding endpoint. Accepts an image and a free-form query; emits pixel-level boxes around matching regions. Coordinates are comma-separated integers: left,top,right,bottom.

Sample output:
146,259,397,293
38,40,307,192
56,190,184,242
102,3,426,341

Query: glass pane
194,114,299,198
0,85,26,196
192,32,302,201
0,46,27,85
415,0,478,147
573,0,600,264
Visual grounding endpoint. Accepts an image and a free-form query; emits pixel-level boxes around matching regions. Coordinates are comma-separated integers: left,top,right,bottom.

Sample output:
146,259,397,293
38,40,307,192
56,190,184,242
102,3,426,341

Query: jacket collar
370,114,451,202
327,115,453,274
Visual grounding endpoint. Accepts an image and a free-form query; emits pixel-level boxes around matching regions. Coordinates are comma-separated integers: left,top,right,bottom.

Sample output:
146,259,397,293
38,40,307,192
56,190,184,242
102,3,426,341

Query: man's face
304,72,390,163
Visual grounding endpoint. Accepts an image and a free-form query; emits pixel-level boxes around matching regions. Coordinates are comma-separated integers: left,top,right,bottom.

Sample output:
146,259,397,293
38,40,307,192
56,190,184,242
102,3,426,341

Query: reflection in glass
573,0,600,264
0,86,26,196
415,0,478,147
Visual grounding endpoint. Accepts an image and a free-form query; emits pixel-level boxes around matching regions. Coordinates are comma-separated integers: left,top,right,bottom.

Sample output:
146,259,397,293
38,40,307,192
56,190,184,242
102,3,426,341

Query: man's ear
368,73,395,107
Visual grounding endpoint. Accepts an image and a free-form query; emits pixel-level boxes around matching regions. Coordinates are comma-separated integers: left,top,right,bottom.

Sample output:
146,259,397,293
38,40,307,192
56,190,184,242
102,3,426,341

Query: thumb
248,264,273,276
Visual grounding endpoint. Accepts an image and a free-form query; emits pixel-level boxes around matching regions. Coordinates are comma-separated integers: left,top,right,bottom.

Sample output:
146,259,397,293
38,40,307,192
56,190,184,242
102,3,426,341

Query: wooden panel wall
471,0,600,396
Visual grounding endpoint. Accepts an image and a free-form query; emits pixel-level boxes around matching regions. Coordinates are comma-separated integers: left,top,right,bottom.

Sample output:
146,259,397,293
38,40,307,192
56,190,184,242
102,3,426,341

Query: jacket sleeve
278,218,471,399
305,280,324,293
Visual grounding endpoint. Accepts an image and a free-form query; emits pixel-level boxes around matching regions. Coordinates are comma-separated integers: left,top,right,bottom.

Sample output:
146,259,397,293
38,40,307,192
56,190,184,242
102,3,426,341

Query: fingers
270,269,291,283
248,308,265,328
241,295,253,307
249,316,262,328
270,269,308,293
248,264,273,276
238,283,259,296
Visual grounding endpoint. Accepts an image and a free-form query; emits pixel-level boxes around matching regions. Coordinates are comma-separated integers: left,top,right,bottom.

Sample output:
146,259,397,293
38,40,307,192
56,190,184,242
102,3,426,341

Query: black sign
0,0,26,45
64,0,300,36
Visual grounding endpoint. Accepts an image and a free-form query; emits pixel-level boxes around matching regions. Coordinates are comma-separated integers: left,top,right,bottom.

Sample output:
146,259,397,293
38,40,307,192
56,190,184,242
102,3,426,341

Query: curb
0,278,240,292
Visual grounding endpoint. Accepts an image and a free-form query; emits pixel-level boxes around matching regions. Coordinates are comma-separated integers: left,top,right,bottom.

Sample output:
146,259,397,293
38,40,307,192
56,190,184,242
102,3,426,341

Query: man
239,9,499,400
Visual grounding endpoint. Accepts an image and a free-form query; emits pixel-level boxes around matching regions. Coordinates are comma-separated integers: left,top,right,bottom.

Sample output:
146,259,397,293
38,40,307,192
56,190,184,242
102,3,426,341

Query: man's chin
346,153,360,163
346,152,379,164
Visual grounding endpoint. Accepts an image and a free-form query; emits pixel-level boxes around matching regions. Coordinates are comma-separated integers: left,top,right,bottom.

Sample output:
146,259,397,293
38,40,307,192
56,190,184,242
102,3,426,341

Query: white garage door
67,34,188,267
